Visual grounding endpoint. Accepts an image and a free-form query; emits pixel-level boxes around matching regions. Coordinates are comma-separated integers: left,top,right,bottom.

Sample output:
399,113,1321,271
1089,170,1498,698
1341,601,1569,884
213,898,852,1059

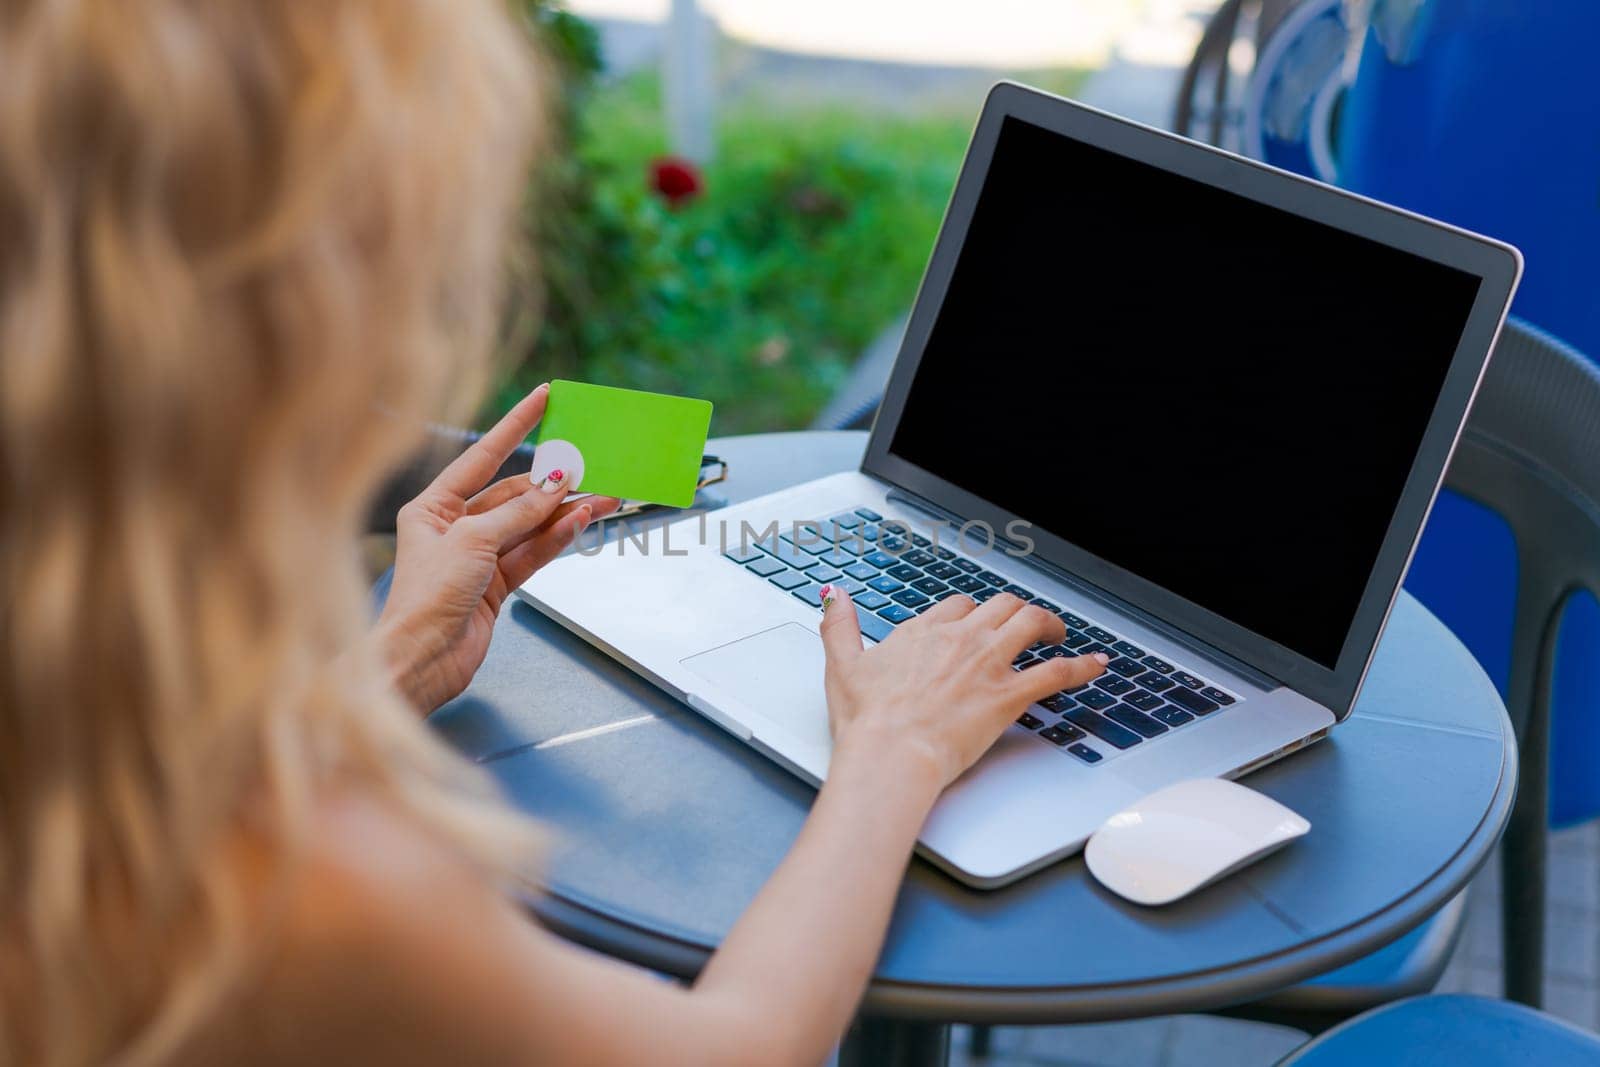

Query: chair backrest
1443,318,1600,820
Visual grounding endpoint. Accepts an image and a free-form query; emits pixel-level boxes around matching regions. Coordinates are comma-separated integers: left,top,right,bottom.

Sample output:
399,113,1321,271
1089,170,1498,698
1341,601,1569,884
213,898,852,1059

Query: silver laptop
518,83,1522,889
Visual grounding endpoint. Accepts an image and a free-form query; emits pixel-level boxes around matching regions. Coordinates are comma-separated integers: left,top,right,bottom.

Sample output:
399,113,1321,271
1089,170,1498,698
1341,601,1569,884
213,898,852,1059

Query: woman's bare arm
260,592,1105,1067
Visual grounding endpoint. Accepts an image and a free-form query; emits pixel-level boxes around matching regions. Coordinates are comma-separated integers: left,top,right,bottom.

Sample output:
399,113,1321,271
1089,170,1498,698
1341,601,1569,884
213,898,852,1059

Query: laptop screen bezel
860,82,1522,718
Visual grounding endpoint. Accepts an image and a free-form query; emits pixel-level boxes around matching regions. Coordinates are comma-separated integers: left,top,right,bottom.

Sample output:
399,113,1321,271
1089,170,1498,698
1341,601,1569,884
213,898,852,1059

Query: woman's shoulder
183,792,526,1066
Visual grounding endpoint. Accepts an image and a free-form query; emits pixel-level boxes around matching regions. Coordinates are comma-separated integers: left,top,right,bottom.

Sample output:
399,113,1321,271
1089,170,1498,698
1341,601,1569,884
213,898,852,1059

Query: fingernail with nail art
538,468,568,493
819,584,837,609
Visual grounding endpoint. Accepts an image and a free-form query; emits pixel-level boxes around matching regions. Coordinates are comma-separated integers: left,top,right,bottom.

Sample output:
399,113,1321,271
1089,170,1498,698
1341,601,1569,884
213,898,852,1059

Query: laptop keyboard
720,506,1240,766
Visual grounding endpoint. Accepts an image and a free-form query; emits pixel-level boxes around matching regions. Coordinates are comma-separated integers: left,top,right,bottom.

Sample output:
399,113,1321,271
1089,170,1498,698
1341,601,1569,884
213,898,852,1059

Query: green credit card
531,380,713,508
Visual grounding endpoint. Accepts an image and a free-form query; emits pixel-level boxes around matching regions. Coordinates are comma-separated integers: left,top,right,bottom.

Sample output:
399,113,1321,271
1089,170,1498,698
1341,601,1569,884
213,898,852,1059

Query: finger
816,585,863,664
498,502,596,589
466,472,540,516
496,496,623,588
965,591,1031,630
920,593,976,624
433,384,549,498
1008,651,1110,704
994,604,1066,654
456,468,571,553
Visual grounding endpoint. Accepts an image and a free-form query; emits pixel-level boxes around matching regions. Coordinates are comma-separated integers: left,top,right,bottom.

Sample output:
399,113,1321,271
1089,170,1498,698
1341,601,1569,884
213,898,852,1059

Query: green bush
504,6,1072,434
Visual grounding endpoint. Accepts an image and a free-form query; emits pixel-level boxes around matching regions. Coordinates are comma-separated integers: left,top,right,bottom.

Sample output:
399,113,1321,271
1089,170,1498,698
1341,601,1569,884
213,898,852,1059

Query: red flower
649,156,703,208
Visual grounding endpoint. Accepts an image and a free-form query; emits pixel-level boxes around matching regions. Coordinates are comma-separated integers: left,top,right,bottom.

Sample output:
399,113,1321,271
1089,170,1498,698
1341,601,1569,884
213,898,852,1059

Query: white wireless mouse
1084,778,1310,906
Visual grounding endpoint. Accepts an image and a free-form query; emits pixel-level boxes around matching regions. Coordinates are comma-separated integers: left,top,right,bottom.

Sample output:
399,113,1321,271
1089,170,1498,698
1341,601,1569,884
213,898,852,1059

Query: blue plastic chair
1219,0,1600,1011
1277,995,1600,1065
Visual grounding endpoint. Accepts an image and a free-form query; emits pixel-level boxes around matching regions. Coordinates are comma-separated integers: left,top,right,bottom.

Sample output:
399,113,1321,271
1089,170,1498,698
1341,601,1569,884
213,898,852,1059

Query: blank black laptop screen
889,115,1482,668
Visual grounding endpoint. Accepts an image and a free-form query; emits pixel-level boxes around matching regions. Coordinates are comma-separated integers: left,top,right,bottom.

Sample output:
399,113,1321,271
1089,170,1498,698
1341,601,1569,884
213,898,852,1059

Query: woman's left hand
375,385,620,713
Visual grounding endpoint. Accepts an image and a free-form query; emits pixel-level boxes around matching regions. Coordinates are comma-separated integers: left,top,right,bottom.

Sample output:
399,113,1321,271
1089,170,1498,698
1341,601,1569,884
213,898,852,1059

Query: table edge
522,710,1514,1023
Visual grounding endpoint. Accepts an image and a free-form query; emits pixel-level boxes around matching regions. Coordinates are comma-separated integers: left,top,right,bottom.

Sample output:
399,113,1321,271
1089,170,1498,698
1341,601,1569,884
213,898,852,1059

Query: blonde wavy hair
0,2,544,1063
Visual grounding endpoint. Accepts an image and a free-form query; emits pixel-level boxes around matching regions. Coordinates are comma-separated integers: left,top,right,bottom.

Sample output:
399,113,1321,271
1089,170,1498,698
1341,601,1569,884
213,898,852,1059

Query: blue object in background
1334,1,1600,825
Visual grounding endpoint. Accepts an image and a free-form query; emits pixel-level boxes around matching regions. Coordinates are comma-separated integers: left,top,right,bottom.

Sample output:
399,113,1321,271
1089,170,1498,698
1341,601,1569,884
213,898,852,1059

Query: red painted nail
549,468,565,482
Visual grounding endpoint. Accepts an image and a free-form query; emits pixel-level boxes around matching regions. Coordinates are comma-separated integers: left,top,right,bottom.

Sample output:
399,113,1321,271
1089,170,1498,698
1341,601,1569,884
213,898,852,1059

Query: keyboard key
1094,676,1135,696
867,576,904,594
1002,583,1034,599
972,588,1002,602
724,545,765,564
1141,656,1175,674
768,571,808,591
1111,640,1145,659
1172,670,1205,690
1038,645,1073,660
915,602,938,614
780,522,826,547
1085,626,1118,644
926,562,960,580
816,549,854,568
949,575,985,594
1126,691,1165,712
912,577,947,595
1107,704,1168,738
1060,611,1089,629
863,551,899,569
1137,673,1175,693
1200,686,1236,706
1153,706,1195,728
887,563,921,582
1078,688,1116,710
1078,643,1112,658
932,546,957,561
1068,743,1103,764
1063,708,1142,749
792,584,826,608
833,579,867,596
854,507,883,521
831,537,869,556
828,512,863,530
878,534,909,552
745,557,787,578
855,605,894,644
854,590,891,610
761,539,814,569
1166,687,1221,715
903,549,937,568
1038,725,1076,747
910,533,932,549
933,589,966,601
1060,630,1090,648
892,589,930,608
843,562,879,581
807,566,843,584
1029,598,1060,613
1017,712,1043,730
953,558,981,574
858,524,880,542
1106,657,1146,678
976,569,1008,587
1013,651,1037,667
876,604,916,624
1039,692,1076,712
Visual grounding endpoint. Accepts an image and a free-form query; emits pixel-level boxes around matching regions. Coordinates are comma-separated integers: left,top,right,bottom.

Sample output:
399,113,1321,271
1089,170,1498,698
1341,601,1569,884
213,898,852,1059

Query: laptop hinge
884,488,1280,691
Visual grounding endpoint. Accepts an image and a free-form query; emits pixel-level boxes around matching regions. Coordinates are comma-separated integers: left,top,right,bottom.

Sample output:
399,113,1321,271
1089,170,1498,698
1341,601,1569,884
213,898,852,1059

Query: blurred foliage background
501,2,1081,434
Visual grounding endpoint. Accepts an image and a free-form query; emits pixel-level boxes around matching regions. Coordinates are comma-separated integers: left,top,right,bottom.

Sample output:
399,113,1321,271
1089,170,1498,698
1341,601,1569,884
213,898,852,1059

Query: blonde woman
0,2,1107,1064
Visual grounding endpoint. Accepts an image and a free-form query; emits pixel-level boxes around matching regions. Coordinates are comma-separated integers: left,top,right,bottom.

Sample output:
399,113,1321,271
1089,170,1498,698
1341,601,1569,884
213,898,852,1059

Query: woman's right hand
817,587,1109,790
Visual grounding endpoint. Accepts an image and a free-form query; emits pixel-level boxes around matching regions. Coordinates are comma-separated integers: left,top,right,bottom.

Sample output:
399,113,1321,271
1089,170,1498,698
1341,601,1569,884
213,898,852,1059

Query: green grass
493,69,1083,434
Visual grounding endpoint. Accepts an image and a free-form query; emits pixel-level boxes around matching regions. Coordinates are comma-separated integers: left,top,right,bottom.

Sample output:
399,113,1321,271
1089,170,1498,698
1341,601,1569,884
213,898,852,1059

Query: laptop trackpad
681,623,833,753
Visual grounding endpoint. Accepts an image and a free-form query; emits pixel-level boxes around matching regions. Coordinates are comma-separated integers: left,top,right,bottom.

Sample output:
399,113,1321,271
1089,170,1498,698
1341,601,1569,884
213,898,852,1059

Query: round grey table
428,431,1516,1066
